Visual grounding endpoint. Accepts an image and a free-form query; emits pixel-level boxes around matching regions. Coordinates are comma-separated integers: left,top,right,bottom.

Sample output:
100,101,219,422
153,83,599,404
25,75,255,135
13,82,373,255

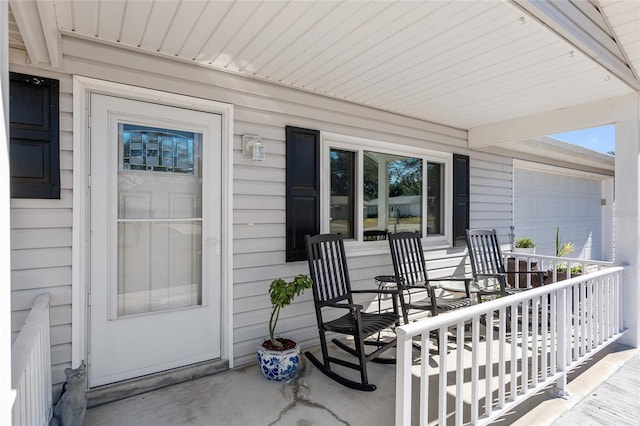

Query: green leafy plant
268,274,313,350
514,237,535,248
555,227,575,257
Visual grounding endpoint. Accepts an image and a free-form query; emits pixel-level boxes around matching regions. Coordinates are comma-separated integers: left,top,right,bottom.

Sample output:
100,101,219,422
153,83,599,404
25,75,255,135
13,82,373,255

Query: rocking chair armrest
425,277,473,298
475,273,507,279
351,289,401,296
323,301,364,311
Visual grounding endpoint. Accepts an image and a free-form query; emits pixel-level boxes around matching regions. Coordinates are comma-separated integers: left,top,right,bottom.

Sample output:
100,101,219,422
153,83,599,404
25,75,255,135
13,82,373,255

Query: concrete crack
268,359,350,426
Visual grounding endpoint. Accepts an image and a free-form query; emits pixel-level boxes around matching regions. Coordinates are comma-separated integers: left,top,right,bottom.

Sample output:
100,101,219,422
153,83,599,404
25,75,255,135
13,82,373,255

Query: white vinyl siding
9,65,73,396
9,36,517,373
469,154,514,240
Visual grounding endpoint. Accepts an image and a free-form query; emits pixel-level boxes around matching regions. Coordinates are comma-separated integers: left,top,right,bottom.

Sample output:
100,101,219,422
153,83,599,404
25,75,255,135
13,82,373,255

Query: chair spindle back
305,233,352,304
466,229,506,277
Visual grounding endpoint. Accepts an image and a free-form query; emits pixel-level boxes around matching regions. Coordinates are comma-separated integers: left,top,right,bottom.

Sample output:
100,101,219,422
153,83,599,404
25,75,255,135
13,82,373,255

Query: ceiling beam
468,94,637,147
513,0,640,91
9,0,60,68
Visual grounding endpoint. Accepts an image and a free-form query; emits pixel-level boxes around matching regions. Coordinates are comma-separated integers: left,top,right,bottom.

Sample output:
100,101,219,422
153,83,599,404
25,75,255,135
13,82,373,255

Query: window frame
321,132,453,250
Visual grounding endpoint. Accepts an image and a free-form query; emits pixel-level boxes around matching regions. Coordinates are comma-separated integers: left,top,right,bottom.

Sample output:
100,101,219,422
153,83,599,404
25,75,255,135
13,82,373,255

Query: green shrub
515,237,535,248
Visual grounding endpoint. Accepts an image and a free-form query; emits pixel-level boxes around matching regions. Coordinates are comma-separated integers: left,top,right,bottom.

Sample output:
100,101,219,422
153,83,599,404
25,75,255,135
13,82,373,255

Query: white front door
89,93,222,387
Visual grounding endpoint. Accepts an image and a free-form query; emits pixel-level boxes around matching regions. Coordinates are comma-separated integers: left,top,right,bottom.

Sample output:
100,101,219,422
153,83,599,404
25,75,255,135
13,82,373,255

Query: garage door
513,164,611,261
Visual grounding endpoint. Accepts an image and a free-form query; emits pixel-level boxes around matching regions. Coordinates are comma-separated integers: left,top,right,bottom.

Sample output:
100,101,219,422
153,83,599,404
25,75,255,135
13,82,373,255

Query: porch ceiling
10,0,640,131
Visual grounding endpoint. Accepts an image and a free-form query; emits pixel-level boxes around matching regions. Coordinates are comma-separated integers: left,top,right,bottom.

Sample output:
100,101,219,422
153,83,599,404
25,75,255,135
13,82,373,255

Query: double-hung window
321,133,452,246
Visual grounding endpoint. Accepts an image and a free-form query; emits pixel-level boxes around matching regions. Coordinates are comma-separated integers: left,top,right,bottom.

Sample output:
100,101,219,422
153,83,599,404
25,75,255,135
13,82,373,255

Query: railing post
395,327,412,426
552,288,570,398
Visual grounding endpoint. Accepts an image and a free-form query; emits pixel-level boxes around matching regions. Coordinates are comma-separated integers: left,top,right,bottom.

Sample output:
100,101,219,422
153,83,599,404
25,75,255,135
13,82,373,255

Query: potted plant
257,274,312,382
545,228,580,284
513,236,536,254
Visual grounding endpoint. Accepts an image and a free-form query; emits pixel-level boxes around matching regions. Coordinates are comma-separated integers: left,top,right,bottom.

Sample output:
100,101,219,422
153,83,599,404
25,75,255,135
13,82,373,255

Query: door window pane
122,124,197,174
117,123,203,316
330,149,355,237
118,221,202,316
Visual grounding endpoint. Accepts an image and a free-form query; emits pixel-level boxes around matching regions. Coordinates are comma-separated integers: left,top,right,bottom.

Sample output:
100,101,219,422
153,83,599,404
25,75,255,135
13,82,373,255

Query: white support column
614,94,640,347
0,0,15,423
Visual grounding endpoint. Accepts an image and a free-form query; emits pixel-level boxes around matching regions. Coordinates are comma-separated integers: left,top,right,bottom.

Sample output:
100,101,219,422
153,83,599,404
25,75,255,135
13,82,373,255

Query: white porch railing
395,266,625,426
502,252,613,288
11,294,52,426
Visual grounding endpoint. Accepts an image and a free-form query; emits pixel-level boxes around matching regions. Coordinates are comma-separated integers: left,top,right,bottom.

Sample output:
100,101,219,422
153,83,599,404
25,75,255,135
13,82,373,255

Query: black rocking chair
466,229,544,303
304,233,400,391
388,232,473,350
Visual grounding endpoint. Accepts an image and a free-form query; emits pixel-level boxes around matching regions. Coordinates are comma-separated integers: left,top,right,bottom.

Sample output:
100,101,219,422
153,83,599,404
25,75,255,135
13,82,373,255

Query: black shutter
452,154,470,247
286,126,320,262
9,72,60,199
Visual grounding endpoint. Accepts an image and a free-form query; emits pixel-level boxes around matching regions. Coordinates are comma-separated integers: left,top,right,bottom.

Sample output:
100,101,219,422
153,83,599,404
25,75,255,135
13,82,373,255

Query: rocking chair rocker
304,233,400,391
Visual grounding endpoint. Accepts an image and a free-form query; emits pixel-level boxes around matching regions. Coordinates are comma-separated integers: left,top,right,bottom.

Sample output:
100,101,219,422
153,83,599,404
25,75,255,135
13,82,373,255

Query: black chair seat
405,296,472,313
324,312,398,335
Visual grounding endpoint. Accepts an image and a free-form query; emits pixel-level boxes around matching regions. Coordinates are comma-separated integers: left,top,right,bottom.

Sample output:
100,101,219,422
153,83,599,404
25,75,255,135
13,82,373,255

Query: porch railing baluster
395,265,625,426
11,294,52,426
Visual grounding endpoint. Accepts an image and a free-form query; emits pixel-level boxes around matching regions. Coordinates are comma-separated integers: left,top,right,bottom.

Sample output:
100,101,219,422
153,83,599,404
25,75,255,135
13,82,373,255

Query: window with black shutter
285,126,320,262
9,72,60,199
452,154,470,247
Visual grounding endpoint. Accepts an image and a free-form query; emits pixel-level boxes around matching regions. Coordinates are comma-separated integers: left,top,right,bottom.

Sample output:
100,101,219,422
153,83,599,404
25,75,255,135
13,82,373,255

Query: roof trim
468,94,636,147
9,0,60,68
513,0,640,90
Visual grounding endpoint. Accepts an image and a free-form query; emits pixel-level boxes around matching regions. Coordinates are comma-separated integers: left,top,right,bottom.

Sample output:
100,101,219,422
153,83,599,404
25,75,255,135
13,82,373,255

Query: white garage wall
513,161,613,261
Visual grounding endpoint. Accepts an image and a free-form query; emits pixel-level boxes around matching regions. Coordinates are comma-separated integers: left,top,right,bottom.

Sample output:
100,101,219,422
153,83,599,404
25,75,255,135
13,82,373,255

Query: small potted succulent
257,274,312,382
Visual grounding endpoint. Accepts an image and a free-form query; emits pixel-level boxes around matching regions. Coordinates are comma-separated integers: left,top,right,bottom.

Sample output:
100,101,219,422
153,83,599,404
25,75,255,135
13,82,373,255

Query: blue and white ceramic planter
257,338,300,381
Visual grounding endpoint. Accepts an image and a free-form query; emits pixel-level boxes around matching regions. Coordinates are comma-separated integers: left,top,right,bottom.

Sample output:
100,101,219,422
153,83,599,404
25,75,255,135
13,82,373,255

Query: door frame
72,76,234,379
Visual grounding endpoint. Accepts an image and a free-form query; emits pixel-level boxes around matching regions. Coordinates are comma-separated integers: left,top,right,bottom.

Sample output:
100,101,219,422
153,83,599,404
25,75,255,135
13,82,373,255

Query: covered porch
3,1,640,425
81,343,638,426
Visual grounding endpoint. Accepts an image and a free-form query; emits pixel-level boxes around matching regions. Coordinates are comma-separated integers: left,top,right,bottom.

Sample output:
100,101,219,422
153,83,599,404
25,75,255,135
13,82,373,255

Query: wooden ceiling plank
160,0,208,56
336,3,515,99
52,0,72,32
96,0,125,42
298,1,445,90
249,1,347,78
265,1,373,81
176,1,233,60
71,0,98,36
320,1,482,94
194,1,258,64
118,0,153,47
231,1,317,75
364,30,555,108
344,13,534,102
212,1,288,70
289,1,423,88
139,0,180,52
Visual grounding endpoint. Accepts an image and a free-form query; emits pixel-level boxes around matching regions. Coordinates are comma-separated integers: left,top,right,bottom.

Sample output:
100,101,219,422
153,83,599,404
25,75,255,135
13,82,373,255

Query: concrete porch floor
84,342,638,426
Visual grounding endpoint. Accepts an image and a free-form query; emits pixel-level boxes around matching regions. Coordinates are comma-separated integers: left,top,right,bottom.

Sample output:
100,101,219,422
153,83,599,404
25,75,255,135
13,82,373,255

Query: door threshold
87,358,229,407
